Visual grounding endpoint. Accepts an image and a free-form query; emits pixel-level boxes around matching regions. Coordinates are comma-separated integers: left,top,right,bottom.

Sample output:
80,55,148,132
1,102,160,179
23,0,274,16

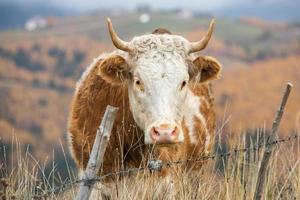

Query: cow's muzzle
148,124,183,144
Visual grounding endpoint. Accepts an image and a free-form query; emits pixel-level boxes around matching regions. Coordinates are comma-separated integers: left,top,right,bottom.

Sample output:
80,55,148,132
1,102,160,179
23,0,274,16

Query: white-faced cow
68,18,221,177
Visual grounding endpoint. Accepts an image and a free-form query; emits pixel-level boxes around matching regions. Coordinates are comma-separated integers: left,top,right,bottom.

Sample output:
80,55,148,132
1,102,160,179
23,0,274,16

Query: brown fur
152,28,172,35
68,56,218,177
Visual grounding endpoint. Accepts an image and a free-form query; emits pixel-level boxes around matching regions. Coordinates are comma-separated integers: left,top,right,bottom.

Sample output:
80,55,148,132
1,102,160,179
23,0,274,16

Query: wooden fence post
253,83,292,200
75,105,119,200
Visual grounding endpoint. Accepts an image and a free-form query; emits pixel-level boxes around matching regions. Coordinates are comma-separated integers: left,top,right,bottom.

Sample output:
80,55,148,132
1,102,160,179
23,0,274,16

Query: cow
67,18,222,179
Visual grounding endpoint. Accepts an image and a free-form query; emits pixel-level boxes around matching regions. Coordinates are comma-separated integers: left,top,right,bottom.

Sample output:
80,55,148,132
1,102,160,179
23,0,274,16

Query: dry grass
1,133,299,200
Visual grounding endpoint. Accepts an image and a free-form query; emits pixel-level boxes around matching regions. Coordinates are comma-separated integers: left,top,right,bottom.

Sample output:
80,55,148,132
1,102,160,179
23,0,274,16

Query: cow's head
98,18,221,145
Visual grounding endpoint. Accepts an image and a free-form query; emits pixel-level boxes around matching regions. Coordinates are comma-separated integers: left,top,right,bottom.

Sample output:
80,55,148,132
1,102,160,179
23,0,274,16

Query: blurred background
0,0,299,178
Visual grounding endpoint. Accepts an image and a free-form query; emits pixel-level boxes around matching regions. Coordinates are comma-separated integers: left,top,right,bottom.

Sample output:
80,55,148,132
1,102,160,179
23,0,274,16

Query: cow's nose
150,124,179,144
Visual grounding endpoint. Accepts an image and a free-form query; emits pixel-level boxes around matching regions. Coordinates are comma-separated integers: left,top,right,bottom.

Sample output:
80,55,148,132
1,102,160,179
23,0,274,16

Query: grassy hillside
214,55,300,135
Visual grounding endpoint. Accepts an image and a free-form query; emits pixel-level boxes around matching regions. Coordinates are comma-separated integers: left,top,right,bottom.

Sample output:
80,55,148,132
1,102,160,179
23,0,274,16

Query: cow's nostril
171,129,176,136
153,128,160,136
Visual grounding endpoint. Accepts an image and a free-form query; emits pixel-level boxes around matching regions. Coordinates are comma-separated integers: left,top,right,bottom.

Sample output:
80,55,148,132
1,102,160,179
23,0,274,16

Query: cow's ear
189,56,221,83
97,55,131,85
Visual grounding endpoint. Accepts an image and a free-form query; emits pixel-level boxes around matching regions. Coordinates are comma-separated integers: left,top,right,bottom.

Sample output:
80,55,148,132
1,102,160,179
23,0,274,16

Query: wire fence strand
45,133,299,196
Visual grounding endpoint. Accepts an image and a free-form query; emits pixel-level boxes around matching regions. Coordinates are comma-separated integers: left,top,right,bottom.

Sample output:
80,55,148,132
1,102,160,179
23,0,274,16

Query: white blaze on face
128,56,189,144
125,34,192,144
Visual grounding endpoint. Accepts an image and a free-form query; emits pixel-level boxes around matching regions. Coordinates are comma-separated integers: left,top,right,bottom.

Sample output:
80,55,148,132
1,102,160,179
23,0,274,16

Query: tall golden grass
1,131,299,200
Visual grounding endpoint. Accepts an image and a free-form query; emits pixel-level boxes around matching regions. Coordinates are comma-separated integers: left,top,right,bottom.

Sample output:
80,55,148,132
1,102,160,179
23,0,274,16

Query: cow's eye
181,80,187,90
134,79,144,91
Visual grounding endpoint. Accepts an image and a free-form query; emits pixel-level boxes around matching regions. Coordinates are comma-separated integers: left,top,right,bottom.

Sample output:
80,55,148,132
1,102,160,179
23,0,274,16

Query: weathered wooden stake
253,83,292,200
75,105,119,200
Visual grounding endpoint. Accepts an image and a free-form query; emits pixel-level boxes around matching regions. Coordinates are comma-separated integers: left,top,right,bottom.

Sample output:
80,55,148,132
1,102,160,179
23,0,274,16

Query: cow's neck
184,84,213,154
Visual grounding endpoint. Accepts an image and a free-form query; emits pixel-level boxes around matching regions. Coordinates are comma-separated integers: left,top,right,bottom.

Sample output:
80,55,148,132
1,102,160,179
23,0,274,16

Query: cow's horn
188,19,215,54
107,18,133,52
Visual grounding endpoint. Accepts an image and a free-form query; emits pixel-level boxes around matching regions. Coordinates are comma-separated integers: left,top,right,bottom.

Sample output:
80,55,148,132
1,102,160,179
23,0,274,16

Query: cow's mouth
152,141,183,148
155,143,173,147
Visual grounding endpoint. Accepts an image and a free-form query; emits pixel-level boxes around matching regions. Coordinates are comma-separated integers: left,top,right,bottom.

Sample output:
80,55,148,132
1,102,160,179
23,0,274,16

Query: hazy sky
8,0,267,11
51,0,239,11
4,0,295,16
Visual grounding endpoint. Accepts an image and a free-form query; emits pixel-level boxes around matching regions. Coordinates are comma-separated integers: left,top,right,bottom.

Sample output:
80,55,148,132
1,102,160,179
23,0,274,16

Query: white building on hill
25,16,47,31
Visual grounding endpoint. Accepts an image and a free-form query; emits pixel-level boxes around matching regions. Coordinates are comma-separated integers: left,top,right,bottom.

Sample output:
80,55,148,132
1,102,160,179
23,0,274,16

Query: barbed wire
45,133,299,196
